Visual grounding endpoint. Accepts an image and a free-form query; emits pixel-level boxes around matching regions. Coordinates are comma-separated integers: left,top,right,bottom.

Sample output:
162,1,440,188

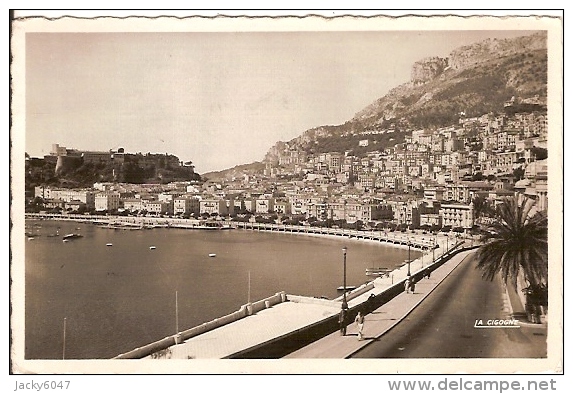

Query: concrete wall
114,292,286,359
228,243,475,359
115,244,472,359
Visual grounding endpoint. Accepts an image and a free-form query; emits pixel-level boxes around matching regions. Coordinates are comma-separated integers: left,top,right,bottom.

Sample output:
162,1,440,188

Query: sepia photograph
9,11,563,376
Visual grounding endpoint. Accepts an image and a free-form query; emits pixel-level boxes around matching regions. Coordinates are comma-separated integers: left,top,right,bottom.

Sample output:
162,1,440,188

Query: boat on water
208,253,216,257
149,246,156,250
194,221,235,230
62,233,83,240
106,243,113,247
337,285,357,291
365,267,392,277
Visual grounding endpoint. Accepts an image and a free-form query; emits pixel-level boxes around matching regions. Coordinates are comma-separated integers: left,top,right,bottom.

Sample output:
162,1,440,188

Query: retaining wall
113,292,286,359
114,243,474,359
228,243,475,359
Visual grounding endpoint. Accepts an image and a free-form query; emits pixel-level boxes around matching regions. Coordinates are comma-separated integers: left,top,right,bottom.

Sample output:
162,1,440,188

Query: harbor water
24,220,419,359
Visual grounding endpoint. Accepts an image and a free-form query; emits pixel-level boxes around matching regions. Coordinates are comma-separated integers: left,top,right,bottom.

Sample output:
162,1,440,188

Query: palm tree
472,195,493,224
475,195,548,291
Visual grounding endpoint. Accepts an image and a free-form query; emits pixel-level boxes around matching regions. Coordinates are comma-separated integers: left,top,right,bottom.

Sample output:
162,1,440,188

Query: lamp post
342,246,348,310
407,241,411,276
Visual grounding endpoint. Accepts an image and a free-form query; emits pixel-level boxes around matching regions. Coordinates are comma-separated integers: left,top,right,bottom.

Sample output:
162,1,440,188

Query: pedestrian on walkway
404,276,411,294
367,293,376,313
339,307,348,336
425,268,431,279
409,277,416,294
355,311,365,341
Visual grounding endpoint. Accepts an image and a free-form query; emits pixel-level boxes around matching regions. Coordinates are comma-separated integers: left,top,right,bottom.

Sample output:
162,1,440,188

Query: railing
235,222,435,249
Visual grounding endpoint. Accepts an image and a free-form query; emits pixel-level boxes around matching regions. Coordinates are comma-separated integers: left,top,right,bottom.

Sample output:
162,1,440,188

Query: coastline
25,212,452,253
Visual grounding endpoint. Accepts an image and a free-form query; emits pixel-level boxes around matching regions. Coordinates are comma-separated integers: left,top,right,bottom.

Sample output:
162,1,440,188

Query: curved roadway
353,253,547,358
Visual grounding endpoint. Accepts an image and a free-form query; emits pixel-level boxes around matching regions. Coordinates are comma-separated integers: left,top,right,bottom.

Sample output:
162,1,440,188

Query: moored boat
365,267,392,277
63,233,83,240
337,285,357,291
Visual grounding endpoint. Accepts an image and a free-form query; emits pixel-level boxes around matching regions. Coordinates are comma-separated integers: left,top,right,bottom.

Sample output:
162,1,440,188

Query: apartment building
173,196,200,215
35,187,96,209
94,192,121,212
146,201,172,215
440,203,474,229
200,199,227,215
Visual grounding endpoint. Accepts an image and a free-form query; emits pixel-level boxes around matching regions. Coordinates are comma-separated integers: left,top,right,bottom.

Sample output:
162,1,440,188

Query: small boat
149,246,156,250
208,253,216,257
365,267,392,277
27,237,35,241
63,233,83,240
106,243,113,247
337,285,357,291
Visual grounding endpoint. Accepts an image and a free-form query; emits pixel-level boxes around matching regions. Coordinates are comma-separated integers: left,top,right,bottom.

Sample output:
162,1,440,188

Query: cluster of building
31,101,548,231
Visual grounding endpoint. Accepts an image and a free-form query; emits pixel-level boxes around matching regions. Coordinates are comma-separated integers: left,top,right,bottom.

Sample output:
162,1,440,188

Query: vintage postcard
10,11,563,375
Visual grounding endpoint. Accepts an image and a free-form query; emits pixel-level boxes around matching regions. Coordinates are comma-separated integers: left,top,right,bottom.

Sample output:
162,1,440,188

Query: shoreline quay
25,212,461,251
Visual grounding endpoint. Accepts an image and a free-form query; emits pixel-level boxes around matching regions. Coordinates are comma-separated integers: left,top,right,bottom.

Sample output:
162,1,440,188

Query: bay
24,219,419,359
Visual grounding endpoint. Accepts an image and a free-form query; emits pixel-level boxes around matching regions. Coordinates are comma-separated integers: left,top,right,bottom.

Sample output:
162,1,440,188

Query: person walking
404,276,411,294
409,277,416,294
355,311,365,341
339,307,348,336
367,293,376,313
425,268,431,279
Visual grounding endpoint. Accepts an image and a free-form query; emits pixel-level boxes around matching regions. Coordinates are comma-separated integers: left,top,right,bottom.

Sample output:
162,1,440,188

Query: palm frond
475,195,547,291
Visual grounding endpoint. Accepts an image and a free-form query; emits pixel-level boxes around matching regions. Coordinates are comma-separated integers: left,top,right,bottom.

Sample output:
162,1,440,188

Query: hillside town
27,99,548,234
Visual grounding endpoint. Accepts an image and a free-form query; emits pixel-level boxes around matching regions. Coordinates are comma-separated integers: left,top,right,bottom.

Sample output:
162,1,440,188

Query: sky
25,29,538,173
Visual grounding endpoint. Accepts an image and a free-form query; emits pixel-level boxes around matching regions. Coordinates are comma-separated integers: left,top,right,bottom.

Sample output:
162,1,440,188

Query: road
353,253,547,358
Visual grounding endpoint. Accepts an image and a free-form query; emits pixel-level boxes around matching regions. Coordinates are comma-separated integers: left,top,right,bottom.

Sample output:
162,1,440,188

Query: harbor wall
113,292,286,359
112,242,471,359
227,242,473,359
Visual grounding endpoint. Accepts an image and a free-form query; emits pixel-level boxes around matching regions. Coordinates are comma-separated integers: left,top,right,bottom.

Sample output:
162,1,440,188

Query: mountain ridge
262,31,547,163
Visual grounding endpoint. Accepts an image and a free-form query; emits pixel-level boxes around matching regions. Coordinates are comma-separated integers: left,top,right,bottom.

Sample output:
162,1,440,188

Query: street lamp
407,241,411,276
408,241,411,262
342,246,348,310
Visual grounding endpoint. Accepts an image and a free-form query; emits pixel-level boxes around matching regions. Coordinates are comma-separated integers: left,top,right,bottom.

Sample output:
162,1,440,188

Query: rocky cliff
449,32,546,70
263,31,547,161
411,57,449,85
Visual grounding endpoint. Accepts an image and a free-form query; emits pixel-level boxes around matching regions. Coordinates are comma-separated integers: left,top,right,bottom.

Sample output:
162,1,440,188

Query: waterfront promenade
26,213,479,360
114,238,467,360
25,212,456,251
284,249,474,359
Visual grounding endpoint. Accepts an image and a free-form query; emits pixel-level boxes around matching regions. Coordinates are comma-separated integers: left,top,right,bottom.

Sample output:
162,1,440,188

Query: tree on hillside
472,195,493,223
475,196,547,293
